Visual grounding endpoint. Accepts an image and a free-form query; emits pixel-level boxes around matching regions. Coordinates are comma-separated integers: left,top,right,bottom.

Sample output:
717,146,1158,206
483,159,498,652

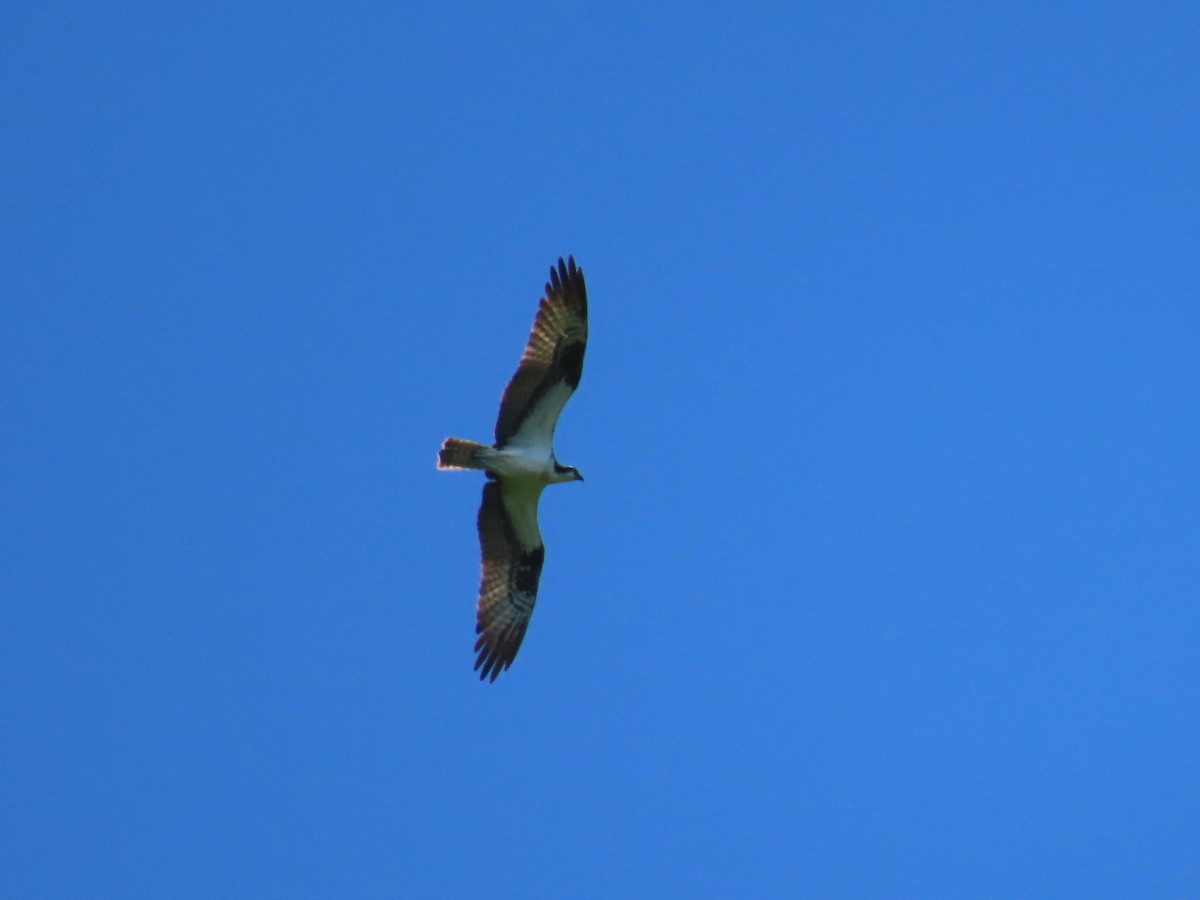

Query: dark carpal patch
512,545,545,600
559,342,585,388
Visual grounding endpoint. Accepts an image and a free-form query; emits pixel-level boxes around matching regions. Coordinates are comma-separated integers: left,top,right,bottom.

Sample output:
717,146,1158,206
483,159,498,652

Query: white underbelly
481,445,553,479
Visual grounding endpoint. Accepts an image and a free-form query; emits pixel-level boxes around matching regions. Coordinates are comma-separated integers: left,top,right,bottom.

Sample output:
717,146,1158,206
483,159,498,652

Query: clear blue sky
3,2,1197,896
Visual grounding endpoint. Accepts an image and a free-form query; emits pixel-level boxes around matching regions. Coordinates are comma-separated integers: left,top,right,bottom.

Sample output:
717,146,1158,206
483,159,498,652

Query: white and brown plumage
437,257,588,682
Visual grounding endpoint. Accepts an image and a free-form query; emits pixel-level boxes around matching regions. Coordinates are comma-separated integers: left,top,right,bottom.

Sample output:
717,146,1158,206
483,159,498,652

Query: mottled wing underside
474,482,546,682
494,257,588,447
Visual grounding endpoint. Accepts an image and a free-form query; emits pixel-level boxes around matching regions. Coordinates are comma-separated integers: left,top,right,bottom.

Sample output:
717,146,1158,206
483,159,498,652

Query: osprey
438,257,588,682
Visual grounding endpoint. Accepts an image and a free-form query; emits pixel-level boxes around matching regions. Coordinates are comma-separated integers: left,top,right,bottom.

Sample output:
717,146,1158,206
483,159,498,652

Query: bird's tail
438,437,490,470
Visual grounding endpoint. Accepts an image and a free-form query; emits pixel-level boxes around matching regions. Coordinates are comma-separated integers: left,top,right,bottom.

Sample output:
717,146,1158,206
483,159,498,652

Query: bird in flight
438,257,588,681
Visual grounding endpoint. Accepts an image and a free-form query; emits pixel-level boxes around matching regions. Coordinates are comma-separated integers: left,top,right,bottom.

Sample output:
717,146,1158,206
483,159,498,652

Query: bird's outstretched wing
494,257,588,448
474,481,545,682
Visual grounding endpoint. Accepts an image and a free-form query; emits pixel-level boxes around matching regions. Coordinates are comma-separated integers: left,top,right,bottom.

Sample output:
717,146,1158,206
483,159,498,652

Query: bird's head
552,462,584,483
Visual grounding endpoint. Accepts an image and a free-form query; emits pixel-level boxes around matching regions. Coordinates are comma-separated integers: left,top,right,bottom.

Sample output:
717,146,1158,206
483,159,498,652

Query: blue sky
3,2,1198,896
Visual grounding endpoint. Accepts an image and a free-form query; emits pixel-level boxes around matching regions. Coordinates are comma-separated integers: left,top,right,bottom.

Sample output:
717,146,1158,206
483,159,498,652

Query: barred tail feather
438,437,490,470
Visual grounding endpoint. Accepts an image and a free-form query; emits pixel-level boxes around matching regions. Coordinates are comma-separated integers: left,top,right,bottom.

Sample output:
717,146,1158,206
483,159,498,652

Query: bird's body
476,445,577,483
437,257,588,682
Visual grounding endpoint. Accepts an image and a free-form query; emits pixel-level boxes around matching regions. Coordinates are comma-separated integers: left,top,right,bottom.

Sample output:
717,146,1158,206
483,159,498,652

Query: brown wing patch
474,482,546,682
494,256,588,444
